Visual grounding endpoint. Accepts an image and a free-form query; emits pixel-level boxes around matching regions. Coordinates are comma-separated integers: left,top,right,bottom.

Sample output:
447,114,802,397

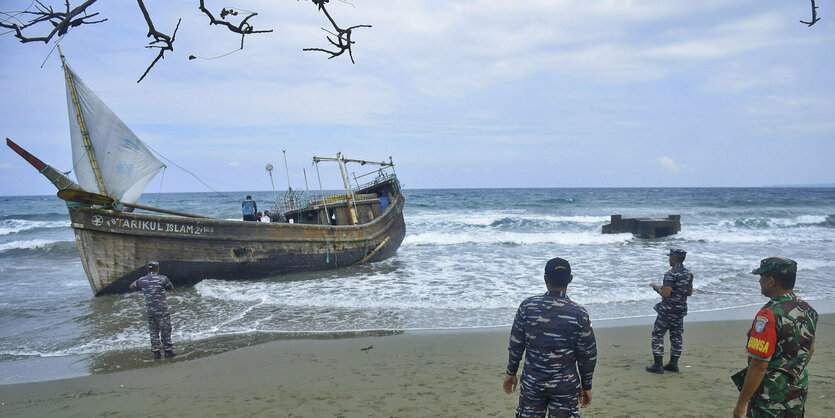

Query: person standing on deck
646,248,694,374
503,257,597,417
242,195,258,221
130,261,176,359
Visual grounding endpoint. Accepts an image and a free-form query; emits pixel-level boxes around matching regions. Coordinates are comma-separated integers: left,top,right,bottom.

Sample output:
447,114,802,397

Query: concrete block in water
602,214,681,239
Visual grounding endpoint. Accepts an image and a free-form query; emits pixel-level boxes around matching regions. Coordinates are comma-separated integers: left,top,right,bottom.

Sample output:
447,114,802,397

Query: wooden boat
5,49,406,296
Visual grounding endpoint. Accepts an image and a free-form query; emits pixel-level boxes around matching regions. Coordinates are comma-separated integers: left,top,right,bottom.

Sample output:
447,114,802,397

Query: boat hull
69,194,406,295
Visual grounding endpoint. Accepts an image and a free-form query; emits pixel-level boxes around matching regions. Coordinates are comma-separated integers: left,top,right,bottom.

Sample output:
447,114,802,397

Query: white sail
64,64,165,205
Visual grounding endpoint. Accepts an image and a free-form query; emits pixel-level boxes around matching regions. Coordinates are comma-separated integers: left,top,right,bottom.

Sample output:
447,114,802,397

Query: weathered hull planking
69,190,406,295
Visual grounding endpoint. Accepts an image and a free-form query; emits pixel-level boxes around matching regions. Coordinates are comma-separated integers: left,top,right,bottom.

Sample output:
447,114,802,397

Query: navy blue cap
668,249,687,259
147,261,160,270
545,257,571,279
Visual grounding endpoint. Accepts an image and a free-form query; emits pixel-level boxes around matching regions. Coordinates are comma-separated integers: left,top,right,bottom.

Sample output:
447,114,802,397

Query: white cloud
656,156,682,172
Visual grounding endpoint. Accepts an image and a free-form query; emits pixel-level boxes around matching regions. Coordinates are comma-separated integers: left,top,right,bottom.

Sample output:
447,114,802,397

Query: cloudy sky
1,0,833,196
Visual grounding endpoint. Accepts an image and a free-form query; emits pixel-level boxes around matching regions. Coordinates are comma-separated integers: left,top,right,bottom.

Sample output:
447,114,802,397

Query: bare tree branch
800,0,821,26
135,1,179,83
302,0,371,63
0,0,105,43
197,0,272,52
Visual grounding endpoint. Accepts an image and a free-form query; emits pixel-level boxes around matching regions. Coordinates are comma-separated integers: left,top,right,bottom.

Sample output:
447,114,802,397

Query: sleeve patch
747,308,777,359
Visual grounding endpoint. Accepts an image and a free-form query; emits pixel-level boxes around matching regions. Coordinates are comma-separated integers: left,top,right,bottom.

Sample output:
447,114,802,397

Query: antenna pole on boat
303,168,311,204
58,45,108,197
336,152,359,225
266,163,278,202
282,150,292,193
314,160,330,224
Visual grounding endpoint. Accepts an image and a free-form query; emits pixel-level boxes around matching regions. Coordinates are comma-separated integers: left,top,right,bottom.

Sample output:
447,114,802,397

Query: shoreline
3,300,834,387
2,311,833,416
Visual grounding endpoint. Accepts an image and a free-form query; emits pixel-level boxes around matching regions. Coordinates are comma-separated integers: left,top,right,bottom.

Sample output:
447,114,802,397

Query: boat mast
312,154,394,225
282,149,292,192
336,152,359,225
313,160,331,225
58,45,107,196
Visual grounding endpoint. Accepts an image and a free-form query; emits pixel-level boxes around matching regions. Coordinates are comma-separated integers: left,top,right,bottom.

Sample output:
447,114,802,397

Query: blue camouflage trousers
147,312,173,352
516,388,579,418
651,313,683,357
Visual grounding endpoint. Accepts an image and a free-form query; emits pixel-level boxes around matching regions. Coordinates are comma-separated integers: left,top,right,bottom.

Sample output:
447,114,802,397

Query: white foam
0,219,70,236
0,239,65,252
718,215,829,229
403,230,631,246
407,211,610,227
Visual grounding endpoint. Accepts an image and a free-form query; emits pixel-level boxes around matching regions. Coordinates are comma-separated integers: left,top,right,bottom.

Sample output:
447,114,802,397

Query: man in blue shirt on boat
130,261,176,359
504,257,598,417
646,248,694,374
242,195,258,221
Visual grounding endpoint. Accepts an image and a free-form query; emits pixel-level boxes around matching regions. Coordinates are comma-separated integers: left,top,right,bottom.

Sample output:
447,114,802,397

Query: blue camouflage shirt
507,290,597,392
131,273,173,314
654,264,693,318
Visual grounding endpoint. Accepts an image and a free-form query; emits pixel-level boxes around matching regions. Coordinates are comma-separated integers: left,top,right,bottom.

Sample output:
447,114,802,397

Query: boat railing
271,190,380,214
355,172,397,192
270,189,311,214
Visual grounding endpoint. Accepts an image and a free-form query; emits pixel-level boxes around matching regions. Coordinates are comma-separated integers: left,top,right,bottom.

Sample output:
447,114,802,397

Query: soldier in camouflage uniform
646,248,694,374
733,258,817,418
130,261,176,359
503,257,598,418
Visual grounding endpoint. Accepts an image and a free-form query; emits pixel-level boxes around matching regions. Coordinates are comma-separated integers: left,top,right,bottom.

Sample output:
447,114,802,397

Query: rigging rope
142,142,231,199
155,166,166,207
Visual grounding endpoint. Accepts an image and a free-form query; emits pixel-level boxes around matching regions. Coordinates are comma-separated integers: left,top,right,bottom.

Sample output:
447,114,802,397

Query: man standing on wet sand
646,248,693,374
503,257,597,417
733,257,817,417
130,261,176,359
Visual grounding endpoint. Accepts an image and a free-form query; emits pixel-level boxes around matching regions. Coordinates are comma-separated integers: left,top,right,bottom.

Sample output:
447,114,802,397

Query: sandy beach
1,312,833,417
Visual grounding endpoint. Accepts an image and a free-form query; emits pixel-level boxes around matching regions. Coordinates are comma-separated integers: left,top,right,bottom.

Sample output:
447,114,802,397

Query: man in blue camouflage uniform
646,248,694,374
503,257,597,418
733,258,817,418
130,261,176,359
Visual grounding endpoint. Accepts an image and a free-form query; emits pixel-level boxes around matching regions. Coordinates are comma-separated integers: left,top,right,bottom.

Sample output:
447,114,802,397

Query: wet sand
1,313,834,417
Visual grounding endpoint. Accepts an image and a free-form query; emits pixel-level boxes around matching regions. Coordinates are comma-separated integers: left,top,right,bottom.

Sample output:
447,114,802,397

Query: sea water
1,188,833,382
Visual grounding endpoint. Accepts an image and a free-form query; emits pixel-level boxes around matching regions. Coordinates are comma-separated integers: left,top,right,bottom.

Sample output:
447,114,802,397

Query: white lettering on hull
96,216,215,235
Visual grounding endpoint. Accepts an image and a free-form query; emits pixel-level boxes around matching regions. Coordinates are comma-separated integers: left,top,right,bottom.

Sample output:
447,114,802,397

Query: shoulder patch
747,308,777,359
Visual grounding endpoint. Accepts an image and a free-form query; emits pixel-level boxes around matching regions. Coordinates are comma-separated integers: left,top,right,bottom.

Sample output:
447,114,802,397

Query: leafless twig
800,0,821,26
0,0,105,43
197,0,272,51
302,0,371,63
136,0,180,83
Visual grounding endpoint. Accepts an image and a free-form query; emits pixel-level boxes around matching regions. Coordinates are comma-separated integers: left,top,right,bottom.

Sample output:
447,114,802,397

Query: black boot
164,349,176,358
153,350,161,360
664,355,680,372
645,355,664,374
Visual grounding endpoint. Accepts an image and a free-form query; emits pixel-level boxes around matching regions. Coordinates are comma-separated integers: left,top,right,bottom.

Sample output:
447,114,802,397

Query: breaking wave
0,240,77,257
403,230,630,246
721,215,830,229
0,219,70,236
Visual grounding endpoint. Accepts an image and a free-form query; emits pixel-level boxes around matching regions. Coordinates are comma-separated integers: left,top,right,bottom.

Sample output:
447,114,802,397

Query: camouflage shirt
654,264,693,318
131,273,173,315
745,292,817,416
507,290,597,393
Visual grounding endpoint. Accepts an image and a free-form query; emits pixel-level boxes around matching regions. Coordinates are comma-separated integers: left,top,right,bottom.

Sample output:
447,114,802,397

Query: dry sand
1,313,833,417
